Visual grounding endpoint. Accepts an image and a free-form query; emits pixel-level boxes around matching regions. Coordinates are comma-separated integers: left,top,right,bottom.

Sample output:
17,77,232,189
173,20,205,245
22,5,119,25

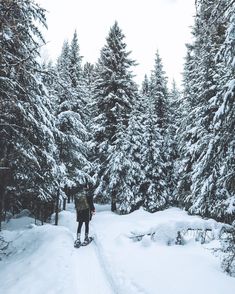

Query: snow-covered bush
220,222,235,277
0,236,10,260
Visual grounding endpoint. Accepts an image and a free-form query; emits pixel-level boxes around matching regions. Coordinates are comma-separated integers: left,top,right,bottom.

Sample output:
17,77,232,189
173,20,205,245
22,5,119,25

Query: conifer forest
0,0,234,226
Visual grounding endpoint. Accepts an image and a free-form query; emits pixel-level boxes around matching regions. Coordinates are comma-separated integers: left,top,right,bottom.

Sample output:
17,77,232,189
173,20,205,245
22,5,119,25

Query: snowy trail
62,204,114,294
1,205,235,294
65,204,146,294
92,232,149,294
71,240,114,294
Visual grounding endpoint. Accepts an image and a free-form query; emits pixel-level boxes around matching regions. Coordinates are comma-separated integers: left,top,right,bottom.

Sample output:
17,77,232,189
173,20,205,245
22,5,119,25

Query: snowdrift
0,205,235,294
0,220,77,294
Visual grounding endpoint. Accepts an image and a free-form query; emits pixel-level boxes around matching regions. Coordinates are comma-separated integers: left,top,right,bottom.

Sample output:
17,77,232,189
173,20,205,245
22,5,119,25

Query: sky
37,0,195,87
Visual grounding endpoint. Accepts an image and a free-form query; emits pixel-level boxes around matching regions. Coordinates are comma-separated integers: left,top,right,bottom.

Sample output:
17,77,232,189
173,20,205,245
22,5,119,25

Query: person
74,183,95,246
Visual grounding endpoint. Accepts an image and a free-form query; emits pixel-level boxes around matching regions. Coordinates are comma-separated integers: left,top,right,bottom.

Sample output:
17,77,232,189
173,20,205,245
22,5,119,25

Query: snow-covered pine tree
187,0,230,219
149,51,169,131
140,74,169,212
168,80,182,204
141,74,150,97
125,97,147,211
204,0,235,222
68,30,82,88
169,80,181,131
178,0,233,221
176,43,198,209
142,51,171,212
54,33,92,196
92,21,137,210
83,62,95,100
103,122,138,214
68,31,88,121
0,0,58,219
82,62,96,128
150,51,171,198
105,89,147,214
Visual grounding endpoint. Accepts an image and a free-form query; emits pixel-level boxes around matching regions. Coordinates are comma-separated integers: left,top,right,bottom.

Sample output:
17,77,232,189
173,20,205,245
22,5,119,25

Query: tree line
0,0,234,226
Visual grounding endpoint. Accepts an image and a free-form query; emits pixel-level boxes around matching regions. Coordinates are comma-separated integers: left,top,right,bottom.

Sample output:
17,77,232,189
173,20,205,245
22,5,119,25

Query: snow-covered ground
0,204,235,294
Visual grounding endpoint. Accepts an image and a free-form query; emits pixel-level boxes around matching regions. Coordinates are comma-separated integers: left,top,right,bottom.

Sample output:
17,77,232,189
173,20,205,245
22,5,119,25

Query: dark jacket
75,191,95,222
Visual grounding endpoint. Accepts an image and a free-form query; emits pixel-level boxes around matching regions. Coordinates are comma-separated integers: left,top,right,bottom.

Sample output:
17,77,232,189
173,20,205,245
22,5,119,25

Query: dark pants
77,221,89,235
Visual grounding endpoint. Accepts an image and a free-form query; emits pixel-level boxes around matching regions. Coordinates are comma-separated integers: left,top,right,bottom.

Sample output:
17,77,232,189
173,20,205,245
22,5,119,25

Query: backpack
75,192,89,211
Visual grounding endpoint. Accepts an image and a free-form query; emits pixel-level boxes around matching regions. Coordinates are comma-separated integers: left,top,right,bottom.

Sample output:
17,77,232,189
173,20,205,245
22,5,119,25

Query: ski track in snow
72,238,114,294
65,205,114,294
92,234,148,294
68,204,147,294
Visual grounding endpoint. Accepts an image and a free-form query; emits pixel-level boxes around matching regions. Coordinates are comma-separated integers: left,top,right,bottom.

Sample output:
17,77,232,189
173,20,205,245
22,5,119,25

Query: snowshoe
81,237,93,246
74,239,82,248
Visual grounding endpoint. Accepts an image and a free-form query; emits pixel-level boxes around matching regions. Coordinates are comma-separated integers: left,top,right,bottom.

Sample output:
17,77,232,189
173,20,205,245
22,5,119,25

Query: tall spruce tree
140,75,169,212
141,51,170,211
203,0,235,221
0,0,58,220
151,51,171,206
150,51,169,131
178,0,234,221
82,62,96,127
54,33,91,194
168,80,182,204
109,92,146,214
68,30,82,88
92,22,137,211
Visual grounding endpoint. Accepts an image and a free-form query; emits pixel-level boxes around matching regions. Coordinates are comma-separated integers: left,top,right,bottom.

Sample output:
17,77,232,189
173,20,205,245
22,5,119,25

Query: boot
83,233,89,245
74,233,81,247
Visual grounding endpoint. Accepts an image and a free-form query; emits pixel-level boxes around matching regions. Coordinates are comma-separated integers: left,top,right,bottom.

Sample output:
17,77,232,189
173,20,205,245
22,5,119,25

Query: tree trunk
55,189,59,225
111,198,117,212
63,198,66,210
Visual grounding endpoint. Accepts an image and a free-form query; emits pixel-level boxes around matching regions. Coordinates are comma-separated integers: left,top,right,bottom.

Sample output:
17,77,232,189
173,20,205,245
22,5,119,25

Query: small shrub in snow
0,236,10,260
219,223,235,277
175,231,185,245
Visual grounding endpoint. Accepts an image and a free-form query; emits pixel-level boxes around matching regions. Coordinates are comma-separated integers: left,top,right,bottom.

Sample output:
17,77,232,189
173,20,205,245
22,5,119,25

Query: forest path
66,203,147,294
71,238,114,294
66,203,115,294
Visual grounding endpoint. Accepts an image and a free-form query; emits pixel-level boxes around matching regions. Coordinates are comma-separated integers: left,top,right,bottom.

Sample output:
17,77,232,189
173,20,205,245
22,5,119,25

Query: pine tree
169,80,181,129
68,31,88,121
104,124,136,214
139,52,170,211
68,30,82,88
82,62,96,127
168,80,182,204
140,76,168,212
187,0,230,219
57,40,70,81
53,34,92,194
0,0,58,220
178,0,234,221
149,51,169,131
152,52,172,207
92,22,137,210
106,92,146,214
176,44,197,208
205,0,235,221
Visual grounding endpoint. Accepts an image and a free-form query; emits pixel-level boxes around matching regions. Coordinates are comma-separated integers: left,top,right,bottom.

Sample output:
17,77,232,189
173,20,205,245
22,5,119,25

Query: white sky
37,0,195,87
